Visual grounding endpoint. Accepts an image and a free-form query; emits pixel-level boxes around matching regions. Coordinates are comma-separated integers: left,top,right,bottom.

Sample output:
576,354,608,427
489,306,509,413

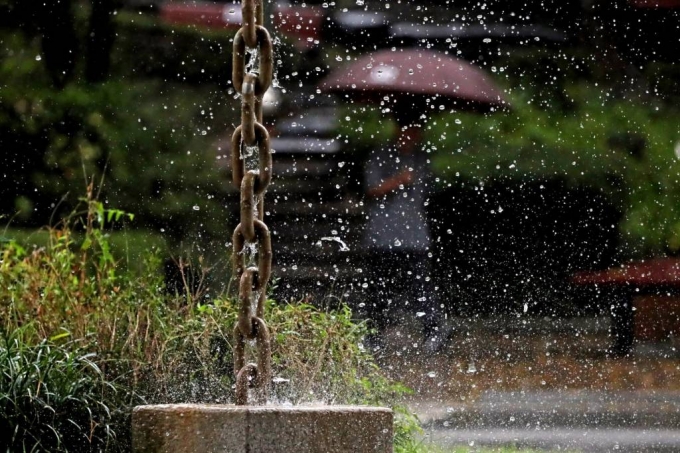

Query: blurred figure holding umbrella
361,110,443,352
319,48,507,352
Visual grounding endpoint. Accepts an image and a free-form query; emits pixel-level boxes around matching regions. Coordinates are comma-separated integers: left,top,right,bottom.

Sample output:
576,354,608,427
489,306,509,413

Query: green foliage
425,81,680,256
0,27,236,243
0,11,309,247
0,326,130,453
111,12,235,86
336,54,680,257
1,195,421,450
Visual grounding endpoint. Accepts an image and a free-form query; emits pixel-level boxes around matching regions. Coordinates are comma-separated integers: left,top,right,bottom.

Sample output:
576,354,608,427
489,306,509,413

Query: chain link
231,0,274,406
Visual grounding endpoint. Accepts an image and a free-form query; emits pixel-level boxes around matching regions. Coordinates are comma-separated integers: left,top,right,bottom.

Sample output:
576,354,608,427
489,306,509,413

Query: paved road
410,390,680,452
423,427,680,453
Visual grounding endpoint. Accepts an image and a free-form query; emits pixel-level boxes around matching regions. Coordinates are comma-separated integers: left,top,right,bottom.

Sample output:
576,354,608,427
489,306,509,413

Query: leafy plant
1,191,422,450
335,46,680,258
0,26,235,247
425,81,680,257
0,326,130,453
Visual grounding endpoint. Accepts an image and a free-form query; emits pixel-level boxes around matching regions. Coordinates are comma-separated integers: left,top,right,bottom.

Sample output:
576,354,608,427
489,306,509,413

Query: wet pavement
424,427,680,453
411,391,680,452
378,316,680,452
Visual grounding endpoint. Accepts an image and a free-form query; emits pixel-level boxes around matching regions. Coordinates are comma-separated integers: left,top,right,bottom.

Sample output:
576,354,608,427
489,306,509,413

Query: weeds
0,326,129,452
0,189,420,451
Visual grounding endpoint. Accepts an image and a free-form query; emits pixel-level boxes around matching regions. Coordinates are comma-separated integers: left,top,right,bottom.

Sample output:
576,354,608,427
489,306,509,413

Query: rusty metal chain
231,0,274,406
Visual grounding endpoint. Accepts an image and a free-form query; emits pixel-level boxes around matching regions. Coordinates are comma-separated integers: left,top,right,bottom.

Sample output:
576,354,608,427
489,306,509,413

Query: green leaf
49,332,71,342
81,236,92,251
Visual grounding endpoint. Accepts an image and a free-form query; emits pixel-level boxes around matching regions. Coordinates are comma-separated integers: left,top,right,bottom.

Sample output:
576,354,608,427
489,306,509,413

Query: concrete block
132,404,393,453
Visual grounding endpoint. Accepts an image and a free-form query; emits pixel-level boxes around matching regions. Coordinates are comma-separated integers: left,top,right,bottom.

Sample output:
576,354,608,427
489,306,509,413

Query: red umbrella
318,48,508,113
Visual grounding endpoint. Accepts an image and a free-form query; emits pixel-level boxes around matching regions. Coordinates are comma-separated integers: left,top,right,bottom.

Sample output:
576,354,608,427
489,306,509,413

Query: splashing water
317,236,350,252
242,241,259,267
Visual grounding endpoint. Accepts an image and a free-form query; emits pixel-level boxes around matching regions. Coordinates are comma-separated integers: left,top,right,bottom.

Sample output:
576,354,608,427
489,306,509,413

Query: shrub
0,193,420,451
0,25,236,246
0,11,308,247
0,327,130,453
334,43,680,258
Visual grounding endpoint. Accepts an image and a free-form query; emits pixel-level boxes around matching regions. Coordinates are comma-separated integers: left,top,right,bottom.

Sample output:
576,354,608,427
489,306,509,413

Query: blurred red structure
572,258,680,356
572,258,680,287
273,4,324,48
159,1,323,49
159,3,240,29
629,0,680,8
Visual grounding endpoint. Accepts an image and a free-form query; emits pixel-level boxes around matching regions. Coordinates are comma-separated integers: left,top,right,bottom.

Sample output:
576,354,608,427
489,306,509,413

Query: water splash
316,236,350,252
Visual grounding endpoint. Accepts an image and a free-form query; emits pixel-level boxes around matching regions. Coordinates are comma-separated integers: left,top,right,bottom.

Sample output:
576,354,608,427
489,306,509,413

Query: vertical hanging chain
231,0,274,406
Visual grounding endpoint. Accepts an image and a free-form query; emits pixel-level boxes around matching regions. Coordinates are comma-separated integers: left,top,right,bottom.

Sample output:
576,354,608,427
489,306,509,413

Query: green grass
412,446,573,453
0,227,167,269
0,326,131,452
0,193,421,451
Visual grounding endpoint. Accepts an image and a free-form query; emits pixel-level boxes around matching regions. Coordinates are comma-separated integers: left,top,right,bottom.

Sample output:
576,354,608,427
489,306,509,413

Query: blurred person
360,113,446,353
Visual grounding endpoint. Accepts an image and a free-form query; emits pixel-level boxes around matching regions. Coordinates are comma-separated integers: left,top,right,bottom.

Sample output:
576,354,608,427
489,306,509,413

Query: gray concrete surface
411,390,680,452
132,404,393,453
423,427,680,453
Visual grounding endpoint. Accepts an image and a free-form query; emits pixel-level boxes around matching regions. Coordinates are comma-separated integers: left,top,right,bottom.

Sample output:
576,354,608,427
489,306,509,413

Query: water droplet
35,55,42,61
319,236,350,252
192,205,200,211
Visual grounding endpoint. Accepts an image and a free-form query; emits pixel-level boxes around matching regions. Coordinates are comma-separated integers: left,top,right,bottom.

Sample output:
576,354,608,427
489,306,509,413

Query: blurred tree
85,0,120,83
3,0,119,87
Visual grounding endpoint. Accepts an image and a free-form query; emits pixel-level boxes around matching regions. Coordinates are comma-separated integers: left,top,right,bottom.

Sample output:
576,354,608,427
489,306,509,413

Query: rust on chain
234,316,271,405
237,267,259,339
231,0,274,407
232,27,274,98
235,362,257,405
232,220,272,310
241,73,257,146
254,26,274,104
241,0,257,48
230,124,272,194
240,172,257,242
232,30,246,95
255,0,263,26
253,316,272,396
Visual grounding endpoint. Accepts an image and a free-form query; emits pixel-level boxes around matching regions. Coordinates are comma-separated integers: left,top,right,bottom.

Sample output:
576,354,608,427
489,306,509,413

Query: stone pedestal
132,404,393,453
